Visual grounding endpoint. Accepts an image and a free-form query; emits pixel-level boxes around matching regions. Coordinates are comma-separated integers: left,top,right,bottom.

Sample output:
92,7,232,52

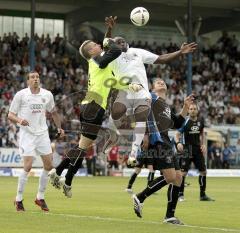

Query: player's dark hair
26,71,39,80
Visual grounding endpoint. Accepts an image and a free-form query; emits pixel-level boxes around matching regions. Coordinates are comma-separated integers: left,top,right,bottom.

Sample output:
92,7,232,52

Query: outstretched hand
105,16,117,29
180,42,198,54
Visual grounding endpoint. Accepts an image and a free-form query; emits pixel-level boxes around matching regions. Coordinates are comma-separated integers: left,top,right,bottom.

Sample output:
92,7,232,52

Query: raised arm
154,42,197,64
104,16,117,38
171,95,194,129
93,39,121,69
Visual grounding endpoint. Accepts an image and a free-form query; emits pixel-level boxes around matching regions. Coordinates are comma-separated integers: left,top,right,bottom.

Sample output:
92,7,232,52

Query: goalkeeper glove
128,83,143,92
103,38,113,48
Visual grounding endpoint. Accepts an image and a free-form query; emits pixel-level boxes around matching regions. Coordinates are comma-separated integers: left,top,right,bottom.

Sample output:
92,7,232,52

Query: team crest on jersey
42,98,46,103
163,107,171,118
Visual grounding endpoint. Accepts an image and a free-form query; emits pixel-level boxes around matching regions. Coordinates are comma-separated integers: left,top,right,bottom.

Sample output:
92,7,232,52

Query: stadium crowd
0,31,239,169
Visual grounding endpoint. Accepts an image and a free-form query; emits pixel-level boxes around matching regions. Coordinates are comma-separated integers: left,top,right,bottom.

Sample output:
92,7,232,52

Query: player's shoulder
15,88,29,96
41,88,53,96
184,117,191,125
128,47,145,53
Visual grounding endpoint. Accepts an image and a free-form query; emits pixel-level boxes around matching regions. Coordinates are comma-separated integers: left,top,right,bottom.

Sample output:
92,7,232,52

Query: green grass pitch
0,176,239,233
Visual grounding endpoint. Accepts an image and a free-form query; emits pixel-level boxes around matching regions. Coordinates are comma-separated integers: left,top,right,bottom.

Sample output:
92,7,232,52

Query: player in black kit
132,78,194,225
175,103,214,201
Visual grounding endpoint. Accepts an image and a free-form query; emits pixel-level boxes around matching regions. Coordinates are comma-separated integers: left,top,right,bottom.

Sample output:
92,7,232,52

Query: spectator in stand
222,143,233,169
211,142,223,169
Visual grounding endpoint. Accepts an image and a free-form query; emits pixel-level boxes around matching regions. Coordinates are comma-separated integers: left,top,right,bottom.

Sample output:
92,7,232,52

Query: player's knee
200,171,207,176
175,172,182,186
112,104,126,120
24,165,32,172
134,105,150,121
165,173,176,184
135,168,141,174
43,163,52,171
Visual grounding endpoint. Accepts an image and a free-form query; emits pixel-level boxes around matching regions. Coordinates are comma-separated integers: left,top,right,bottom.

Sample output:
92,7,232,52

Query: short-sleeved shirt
109,48,158,91
178,118,204,146
9,87,55,135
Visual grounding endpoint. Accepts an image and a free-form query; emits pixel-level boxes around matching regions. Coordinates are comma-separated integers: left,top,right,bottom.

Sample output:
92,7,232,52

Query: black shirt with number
178,118,204,146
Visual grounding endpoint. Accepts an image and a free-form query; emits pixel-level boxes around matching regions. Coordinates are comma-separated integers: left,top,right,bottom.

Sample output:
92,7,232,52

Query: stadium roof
0,0,240,34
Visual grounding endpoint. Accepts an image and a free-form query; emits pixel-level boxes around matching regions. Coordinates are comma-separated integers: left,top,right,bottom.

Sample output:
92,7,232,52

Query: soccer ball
130,7,149,26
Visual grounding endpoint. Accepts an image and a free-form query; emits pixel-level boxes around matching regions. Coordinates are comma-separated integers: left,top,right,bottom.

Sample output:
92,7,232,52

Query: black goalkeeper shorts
80,101,105,140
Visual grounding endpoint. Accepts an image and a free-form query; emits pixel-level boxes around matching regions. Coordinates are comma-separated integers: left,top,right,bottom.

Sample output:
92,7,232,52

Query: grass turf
0,176,239,233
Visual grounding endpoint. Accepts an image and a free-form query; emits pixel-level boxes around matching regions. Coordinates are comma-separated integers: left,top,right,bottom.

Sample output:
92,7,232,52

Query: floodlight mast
30,0,35,70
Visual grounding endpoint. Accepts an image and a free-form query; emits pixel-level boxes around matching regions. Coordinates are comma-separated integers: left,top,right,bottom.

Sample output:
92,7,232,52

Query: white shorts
19,130,52,157
114,88,151,114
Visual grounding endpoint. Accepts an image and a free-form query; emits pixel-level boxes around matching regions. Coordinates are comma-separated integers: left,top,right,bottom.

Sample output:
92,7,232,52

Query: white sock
131,122,146,157
110,115,123,135
16,170,28,202
37,169,49,200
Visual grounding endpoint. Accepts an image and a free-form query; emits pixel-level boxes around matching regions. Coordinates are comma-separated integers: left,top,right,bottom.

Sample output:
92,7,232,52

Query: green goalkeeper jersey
82,52,128,110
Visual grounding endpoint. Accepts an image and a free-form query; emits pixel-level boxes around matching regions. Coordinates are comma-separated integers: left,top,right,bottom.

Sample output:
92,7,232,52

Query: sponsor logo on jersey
30,104,43,110
189,125,200,134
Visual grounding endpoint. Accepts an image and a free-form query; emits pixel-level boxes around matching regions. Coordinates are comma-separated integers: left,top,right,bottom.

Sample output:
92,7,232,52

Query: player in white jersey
8,71,64,212
104,16,197,164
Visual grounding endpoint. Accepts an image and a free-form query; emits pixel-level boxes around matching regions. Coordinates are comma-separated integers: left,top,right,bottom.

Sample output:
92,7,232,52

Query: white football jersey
9,87,55,135
110,47,158,91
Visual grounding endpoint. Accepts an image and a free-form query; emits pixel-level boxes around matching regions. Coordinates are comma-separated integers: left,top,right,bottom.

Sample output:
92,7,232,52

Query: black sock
137,175,168,203
147,172,155,186
127,172,138,189
65,157,84,186
65,149,86,186
166,184,180,218
56,158,71,176
199,175,206,197
179,176,185,196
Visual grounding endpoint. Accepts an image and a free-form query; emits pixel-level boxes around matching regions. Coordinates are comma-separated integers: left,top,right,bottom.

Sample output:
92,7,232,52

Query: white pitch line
30,211,240,232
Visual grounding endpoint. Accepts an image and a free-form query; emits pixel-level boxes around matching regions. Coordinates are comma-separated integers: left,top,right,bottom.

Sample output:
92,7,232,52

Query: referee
175,102,214,201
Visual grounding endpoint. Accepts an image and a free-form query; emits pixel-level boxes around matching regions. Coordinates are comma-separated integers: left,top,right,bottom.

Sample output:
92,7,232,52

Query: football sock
147,171,155,186
131,122,146,157
56,158,70,176
199,175,206,197
166,184,180,218
137,175,168,203
65,149,86,186
127,172,138,189
37,169,49,200
16,170,28,202
179,176,185,196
